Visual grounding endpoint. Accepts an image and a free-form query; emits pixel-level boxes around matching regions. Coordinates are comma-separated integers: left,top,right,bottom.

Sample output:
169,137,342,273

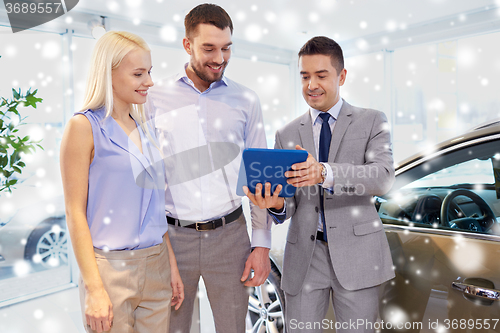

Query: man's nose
308,77,319,90
212,49,224,64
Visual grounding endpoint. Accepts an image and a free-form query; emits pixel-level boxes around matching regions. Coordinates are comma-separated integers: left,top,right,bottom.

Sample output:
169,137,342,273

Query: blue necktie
318,112,331,242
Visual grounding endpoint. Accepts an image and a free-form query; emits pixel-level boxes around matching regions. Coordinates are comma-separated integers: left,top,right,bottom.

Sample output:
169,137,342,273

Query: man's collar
310,98,344,123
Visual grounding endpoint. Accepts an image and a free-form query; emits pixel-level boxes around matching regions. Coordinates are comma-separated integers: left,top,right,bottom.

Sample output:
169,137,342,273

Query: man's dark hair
298,36,344,74
185,3,233,38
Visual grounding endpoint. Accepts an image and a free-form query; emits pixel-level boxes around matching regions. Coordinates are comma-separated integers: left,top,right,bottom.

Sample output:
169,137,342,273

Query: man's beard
192,61,227,84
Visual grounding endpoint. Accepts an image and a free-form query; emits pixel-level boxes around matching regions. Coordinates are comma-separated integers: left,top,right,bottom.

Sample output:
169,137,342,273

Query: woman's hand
170,265,184,310
85,286,114,332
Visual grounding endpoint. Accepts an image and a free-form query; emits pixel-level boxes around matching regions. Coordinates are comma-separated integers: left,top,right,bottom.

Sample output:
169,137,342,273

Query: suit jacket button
310,235,315,241
315,207,319,213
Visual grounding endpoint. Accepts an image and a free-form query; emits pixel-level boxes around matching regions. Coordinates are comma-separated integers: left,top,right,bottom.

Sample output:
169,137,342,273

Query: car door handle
452,282,500,301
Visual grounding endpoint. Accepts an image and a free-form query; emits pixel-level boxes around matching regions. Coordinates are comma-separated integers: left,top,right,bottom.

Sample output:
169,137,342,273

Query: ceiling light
88,16,107,39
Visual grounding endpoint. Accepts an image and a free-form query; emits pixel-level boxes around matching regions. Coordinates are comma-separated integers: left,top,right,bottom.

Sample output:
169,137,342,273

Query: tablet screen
236,148,308,197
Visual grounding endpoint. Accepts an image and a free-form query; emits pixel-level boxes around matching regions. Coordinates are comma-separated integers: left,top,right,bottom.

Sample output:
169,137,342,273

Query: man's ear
182,37,192,55
339,68,347,86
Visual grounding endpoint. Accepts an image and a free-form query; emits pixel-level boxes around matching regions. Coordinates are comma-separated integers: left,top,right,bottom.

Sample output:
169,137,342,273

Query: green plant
0,84,43,193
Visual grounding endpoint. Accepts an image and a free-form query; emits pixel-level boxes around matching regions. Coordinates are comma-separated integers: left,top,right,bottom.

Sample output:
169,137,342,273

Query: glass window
0,27,71,305
343,51,386,112
225,58,290,147
390,30,500,162
456,31,500,127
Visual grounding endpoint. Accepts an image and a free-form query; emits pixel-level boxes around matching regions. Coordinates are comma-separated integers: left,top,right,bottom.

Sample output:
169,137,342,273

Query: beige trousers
79,236,172,333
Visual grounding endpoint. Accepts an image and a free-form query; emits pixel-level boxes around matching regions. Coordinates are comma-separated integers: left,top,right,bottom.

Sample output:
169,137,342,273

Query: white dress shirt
146,64,272,248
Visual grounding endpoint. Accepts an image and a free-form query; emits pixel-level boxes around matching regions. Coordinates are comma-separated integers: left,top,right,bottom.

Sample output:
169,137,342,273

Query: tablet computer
236,148,308,197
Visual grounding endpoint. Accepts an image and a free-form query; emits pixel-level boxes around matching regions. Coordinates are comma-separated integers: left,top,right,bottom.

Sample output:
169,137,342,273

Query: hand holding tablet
236,148,309,198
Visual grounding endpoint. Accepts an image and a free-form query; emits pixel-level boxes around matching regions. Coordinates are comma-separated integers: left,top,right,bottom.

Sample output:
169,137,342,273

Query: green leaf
12,88,20,100
6,179,18,187
24,90,43,108
19,145,32,153
0,155,7,168
1,83,44,194
7,105,19,114
10,151,20,164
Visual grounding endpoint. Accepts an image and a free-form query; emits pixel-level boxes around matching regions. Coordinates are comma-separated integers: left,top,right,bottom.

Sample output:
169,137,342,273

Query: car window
403,158,495,189
378,142,500,236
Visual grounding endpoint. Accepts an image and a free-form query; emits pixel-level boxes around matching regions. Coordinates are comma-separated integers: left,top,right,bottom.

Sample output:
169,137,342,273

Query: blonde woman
60,31,183,333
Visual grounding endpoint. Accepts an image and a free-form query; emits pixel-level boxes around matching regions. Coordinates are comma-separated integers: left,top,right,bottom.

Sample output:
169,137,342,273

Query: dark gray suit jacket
275,100,395,295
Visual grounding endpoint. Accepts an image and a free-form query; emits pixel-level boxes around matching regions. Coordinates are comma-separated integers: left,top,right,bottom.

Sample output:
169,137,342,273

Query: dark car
246,120,500,332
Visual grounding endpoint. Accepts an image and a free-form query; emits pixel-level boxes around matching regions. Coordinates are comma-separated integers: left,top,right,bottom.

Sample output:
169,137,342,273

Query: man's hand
243,182,284,210
286,145,324,187
240,247,271,287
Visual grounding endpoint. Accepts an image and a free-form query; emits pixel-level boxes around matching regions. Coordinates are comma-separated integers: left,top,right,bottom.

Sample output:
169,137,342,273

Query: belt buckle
195,220,213,231
195,221,203,231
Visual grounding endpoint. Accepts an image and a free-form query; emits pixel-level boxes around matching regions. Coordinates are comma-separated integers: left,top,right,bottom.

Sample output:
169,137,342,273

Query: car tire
246,264,286,333
24,217,68,270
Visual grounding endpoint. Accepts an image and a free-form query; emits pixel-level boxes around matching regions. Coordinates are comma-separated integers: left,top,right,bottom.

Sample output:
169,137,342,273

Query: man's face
183,23,232,88
299,54,346,111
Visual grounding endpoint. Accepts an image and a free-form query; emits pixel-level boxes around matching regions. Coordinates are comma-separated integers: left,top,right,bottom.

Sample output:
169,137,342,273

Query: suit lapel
298,112,316,157
329,100,353,162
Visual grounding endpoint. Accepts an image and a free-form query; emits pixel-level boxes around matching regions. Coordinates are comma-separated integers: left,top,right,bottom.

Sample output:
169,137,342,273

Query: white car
0,197,67,275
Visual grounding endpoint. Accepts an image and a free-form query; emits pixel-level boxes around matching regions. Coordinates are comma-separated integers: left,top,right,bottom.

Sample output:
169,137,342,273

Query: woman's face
112,48,153,112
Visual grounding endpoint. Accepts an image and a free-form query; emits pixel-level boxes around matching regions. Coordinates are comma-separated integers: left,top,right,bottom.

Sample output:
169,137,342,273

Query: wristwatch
320,163,327,184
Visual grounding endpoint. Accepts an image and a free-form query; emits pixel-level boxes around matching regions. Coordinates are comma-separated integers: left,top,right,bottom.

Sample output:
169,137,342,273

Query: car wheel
24,218,68,269
246,265,285,333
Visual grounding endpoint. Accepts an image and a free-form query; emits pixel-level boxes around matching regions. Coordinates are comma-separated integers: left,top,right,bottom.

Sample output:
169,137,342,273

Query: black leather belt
167,206,243,231
316,230,327,242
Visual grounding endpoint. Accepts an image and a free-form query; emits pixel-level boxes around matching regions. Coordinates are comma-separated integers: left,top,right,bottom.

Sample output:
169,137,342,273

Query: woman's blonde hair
81,31,154,143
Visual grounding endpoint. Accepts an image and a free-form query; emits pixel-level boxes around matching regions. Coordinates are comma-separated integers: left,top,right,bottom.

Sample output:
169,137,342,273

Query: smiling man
244,36,396,332
146,4,272,333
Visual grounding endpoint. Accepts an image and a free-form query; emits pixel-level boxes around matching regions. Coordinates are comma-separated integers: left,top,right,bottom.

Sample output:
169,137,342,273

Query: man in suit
244,36,395,332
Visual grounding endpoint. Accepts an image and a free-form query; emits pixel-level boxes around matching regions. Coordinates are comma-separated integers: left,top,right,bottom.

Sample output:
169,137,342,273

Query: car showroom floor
0,281,214,333
0,287,85,333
